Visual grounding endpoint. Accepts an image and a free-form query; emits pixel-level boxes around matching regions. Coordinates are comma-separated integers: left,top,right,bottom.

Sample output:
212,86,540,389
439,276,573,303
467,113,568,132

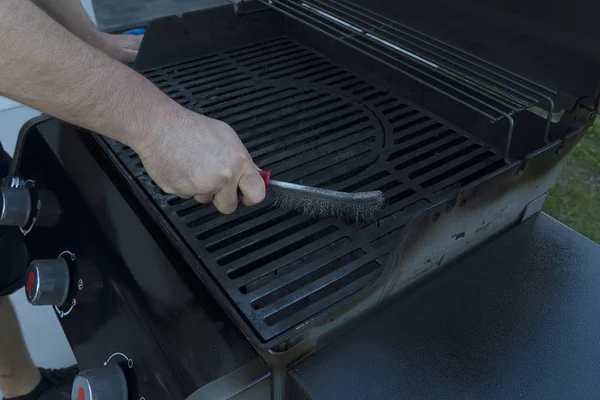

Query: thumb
238,168,266,206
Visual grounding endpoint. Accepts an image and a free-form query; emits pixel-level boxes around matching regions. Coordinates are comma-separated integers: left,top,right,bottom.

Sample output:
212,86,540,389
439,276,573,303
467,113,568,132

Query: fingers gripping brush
259,171,385,222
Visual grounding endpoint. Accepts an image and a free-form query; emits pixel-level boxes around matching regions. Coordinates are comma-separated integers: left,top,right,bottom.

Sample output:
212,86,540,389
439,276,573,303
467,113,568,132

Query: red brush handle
259,170,271,191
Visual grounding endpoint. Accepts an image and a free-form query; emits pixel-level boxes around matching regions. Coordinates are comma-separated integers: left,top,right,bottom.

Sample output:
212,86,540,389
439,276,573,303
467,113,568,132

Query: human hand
134,109,266,214
97,32,143,64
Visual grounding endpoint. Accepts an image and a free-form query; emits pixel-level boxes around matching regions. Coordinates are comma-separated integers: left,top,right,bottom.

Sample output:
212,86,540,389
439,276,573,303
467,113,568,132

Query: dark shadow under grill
106,37,506,342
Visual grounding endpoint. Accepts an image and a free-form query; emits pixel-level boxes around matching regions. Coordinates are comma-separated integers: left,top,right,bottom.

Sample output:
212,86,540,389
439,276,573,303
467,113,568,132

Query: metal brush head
268,180,385,222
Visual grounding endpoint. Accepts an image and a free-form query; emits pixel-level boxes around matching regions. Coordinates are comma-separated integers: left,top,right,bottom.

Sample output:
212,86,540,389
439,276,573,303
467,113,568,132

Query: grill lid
345,0,600,112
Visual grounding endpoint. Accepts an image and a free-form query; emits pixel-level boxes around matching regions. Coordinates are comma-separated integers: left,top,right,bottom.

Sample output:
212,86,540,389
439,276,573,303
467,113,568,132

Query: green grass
543,120,600,243
544,180,600,242
566,121,600,172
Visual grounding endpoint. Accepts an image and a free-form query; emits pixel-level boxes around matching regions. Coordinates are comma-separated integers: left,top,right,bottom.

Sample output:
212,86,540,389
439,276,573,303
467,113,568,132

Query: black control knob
25,258,70,306
71,364,128,400
0,187,32,227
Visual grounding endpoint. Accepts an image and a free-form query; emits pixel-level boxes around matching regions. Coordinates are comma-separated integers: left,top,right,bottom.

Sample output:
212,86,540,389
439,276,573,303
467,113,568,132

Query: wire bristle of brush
267,180,385,222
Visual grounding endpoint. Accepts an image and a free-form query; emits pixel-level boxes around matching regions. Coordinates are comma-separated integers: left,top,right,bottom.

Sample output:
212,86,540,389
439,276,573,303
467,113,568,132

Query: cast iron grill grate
106,37,507,342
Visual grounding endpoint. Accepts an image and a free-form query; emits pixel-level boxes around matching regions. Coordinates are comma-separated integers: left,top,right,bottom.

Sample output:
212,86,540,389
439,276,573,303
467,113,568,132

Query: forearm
0,0,179,150
31,0,102,47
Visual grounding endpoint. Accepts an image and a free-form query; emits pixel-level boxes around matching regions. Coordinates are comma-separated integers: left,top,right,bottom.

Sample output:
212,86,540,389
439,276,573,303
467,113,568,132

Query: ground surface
544,119,600,243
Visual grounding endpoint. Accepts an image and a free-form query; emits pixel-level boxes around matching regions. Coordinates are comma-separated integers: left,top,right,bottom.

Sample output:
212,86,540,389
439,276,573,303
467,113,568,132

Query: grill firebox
107,37,508,342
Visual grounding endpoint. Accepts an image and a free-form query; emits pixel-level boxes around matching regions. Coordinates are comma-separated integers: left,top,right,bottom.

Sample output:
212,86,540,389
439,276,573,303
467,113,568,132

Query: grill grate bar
258,250,384,322
429,154,505,193
421,149,496,189
202,86,287,116
249,247,366,309
253,120,374,165
191,204,279,238
178,204,216,225
233,93,338,132
205,209,296,250
244,103,362,150
278,147,374,184
261,130,376,175
415,147,492,186
196,85,262,109
225,223,339,279
243,239,356,296
213,88,311,122
248,51,319,73
398,139,477,175
388,130,463,164
213,214,310,260
357,196,423,239
260,268,378,336
298,67,348,83
167,61,234,82
267,60,334,80
160,54,222,72
171,67,240,88
188,78,251,97
234,232,350,287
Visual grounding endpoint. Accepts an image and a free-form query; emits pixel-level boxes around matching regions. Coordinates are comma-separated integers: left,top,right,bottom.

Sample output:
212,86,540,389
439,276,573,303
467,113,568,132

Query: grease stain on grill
106,37,507,342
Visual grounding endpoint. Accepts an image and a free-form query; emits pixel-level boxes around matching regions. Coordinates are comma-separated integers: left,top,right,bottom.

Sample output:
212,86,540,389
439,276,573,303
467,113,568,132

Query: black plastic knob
0,187,32,227
25,258,70,306
71,364,128,400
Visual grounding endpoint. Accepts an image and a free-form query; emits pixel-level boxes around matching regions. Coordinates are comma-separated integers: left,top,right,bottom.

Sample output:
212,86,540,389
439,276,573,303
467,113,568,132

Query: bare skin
32,0,143,63
0,297,40,398
0,0,265,397
0,0,265,212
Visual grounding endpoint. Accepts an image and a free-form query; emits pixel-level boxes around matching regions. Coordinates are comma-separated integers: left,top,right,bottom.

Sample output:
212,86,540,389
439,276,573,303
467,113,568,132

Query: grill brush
259,171,385,221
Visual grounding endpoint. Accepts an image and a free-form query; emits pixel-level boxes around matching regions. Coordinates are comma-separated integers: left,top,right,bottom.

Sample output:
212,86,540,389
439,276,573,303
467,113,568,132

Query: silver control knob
25,258,70,306
72,364,128,400
0,187,32,227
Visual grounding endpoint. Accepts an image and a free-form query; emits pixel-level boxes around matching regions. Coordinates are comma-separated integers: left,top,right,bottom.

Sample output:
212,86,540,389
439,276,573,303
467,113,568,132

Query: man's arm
0,0,265,213
31,0,141,63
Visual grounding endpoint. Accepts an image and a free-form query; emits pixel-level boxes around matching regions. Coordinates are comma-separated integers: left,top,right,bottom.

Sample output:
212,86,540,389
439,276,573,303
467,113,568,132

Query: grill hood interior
348,0,600,112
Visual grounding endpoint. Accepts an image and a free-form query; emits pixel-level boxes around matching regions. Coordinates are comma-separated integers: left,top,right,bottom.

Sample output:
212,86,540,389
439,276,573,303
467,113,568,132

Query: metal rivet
555,146,563,155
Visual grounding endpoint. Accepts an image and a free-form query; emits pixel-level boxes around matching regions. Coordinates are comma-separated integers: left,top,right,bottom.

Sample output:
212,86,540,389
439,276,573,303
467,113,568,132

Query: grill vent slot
107,37,507,343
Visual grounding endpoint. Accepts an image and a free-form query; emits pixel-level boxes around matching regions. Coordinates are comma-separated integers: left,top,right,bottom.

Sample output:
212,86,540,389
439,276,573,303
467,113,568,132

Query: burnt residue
436,255,445,266
476,206,508,233
452,231,465,240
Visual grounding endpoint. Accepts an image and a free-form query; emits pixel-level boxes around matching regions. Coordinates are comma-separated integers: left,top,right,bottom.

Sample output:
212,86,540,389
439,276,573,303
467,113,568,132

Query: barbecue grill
6,1,600,399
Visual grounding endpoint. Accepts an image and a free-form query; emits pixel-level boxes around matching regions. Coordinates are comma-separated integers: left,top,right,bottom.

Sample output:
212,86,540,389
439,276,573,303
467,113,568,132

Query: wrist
128,102,193,158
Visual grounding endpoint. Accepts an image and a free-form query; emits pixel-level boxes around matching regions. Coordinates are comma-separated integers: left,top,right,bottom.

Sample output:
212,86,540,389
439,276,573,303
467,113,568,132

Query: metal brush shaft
267,179,385,221
269,180,382,203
